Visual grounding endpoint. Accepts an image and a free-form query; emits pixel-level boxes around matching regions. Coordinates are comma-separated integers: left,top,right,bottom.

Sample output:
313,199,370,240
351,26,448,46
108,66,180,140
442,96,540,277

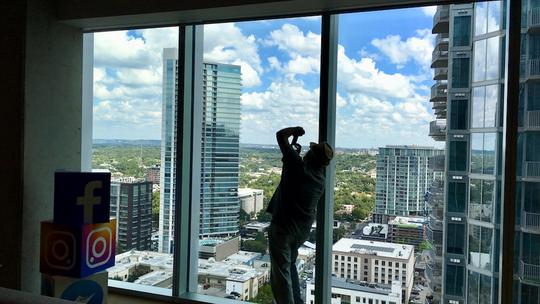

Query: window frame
93,0,523,303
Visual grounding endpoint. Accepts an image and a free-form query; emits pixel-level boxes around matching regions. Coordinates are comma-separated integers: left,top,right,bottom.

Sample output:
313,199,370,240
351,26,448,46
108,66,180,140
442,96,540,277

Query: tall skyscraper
429,2,540,303
373,146,443,223
159,48,242,253
110,177,153,253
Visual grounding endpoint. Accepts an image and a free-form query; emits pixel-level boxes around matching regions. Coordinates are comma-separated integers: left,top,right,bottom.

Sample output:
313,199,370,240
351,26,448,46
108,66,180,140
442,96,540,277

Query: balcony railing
529,7,540,28
429,120,446,141
435,33,449,50
432,101,446,110
430,82,447,102
526,110,540,128
432,6,450,34
431,48,449,68
522,59,540,78
525,161,540,178
520,260,540,282
522,211,540,232
433,67,448,81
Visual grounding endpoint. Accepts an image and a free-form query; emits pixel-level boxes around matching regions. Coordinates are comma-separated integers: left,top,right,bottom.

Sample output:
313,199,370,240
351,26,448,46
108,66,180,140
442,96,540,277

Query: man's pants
268,224,308,304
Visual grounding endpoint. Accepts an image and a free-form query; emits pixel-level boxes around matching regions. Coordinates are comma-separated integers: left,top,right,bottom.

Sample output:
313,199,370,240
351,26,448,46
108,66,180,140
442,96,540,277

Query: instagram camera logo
45,231,76,270
85,226,112,268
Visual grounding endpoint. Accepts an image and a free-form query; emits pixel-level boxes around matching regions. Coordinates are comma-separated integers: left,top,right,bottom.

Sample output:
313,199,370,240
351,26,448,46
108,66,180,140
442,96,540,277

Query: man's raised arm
276,126,305,155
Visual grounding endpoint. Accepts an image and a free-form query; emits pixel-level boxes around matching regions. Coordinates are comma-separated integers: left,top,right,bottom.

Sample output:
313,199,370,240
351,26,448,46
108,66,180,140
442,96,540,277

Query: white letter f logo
77,181,102,224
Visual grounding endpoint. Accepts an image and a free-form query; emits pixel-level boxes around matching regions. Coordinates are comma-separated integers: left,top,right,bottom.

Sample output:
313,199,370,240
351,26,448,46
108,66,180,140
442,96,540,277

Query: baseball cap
309,142,334,166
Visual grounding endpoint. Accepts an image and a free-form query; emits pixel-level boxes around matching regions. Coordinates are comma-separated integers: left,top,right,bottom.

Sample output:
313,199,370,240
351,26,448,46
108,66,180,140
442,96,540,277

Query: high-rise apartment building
373,146,443,223
424,155,445,303
159,48,242,253
332,238,415,303
429,2,540,303
110,177,153,253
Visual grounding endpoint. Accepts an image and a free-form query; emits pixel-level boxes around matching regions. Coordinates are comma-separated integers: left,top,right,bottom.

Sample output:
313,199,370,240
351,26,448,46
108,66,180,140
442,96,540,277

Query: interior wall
21,0,84,292
0,0,26,290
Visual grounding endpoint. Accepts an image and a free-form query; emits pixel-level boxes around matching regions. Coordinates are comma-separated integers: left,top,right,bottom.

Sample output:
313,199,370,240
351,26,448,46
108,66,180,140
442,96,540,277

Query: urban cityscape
90,1,540,303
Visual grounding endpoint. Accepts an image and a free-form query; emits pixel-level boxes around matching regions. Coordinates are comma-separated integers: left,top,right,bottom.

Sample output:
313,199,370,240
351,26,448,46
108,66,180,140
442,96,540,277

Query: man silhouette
266,126,334,304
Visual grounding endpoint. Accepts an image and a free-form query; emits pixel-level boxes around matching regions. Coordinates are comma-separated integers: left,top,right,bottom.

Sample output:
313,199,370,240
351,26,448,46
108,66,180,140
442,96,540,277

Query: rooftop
333,238,414,260
388,216,426,228
238,188,264,196
308,277,401,297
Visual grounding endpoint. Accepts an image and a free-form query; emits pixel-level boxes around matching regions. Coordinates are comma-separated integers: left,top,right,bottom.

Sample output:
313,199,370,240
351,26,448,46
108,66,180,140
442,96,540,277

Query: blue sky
92,6,441,149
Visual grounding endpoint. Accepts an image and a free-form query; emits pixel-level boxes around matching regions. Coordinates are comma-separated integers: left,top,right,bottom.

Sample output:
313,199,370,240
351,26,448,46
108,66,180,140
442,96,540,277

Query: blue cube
54,172,111,225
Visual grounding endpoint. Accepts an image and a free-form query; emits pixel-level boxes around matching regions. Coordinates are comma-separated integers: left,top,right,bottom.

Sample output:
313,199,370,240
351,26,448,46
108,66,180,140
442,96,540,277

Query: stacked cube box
42,271,108,304
40,220,116,278
40,172,115,304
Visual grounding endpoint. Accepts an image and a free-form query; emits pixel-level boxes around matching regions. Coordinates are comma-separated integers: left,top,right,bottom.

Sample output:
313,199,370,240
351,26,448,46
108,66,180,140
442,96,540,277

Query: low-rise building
199,237,240,261
332,238,415,303
387,216,426,250
238,188,264,216
305,278,402,304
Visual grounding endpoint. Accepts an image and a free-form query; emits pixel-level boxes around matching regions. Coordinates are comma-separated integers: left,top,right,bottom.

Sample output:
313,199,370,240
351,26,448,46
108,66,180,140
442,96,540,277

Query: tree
333,227,347,244
252,284,273,304
242,240,267,254
152,190,160,228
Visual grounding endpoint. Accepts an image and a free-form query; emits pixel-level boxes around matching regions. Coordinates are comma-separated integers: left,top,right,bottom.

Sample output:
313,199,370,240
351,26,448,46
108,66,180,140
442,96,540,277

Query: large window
91,27,179,292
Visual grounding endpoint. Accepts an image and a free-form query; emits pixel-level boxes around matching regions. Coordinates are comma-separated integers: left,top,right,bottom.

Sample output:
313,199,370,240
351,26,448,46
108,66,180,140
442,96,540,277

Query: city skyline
92,8,442,149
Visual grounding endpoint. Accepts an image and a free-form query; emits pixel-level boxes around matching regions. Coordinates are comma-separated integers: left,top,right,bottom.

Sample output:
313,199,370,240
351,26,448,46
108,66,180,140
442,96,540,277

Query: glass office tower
199,63,242,238
373,146,443,223
159,49,242,253
430,1,540,303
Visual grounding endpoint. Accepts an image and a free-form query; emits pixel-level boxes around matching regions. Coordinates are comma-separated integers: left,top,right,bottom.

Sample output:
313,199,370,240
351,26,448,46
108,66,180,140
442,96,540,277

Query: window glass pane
199,17,320,302
487,1,501,32
452,57,470,88
91,27,179,293
450,99,468,130
472,87,485,128
454,16,472,47
471,133,483,173
473,39,487,82
483,133,496,174
448,181,466,213
486,37,500,80
468,225,493,271
446,264,465,296
447,223,465,254
484,85,498,127
470,180,494,222
449,141,467,172
475,2,488,36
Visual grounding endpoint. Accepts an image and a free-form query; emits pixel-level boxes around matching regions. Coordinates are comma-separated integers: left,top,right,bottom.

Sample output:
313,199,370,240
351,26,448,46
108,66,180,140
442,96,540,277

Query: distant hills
93,139,378,153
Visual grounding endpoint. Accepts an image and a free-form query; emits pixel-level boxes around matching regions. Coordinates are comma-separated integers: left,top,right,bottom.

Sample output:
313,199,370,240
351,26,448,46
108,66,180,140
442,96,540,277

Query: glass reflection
472,87,485,128
471,133,483,174
484,85,498,127
486,37,500,80
473,40,487,82
475,2,488,36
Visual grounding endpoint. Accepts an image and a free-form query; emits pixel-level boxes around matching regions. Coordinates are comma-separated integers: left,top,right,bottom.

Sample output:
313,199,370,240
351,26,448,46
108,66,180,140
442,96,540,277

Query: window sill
108,280,253,304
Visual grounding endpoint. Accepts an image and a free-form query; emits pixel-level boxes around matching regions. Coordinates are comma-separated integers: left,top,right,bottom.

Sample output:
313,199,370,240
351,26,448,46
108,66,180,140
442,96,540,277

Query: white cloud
93,28,178,139
204,23,262,87
264,24,320,58
240,78,319,144
371,29,434,70
421,6,437,17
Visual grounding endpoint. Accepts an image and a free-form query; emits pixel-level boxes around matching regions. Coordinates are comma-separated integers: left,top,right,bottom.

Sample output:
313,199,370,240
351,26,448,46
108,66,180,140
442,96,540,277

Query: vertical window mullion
315,13,338,304
498,0,521,303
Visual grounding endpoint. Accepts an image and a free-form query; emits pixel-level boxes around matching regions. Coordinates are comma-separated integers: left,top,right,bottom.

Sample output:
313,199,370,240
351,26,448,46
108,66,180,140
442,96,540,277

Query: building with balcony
159,48,242,253
424,155,445,303
110,177,153,253
332,238,415,303
428,2,540,303
373,146,443,223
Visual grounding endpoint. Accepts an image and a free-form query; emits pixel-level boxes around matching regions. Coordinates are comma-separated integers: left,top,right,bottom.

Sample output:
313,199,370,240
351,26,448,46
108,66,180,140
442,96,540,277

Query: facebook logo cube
54,172,111,225
40,220,116,278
